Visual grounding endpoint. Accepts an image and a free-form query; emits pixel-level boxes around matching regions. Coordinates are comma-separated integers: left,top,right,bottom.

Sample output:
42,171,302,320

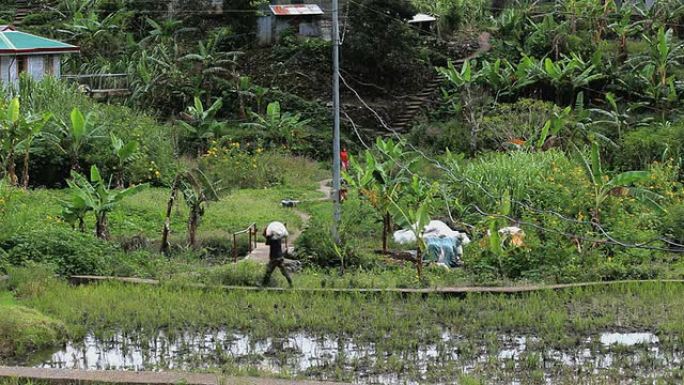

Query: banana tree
17,112,51,188
637,28,684,88
534,105,572,151
110,133,140,188
180,29,243,106
626,27,683,116
178,168,220,249
231,76,269,118
580,142,664,225
608,5,643,62
64,165,148,239
178,96,225,155
46,107,104,172
588,92,639,141
345,138,414,253
0,98,23,186
61,187,90,232
538,54,605,104
159,168,221,251
438,60,489,152
477,58,536,100
0,97,51,187
141,17,196,46
388,175,437,278
245,101,311,148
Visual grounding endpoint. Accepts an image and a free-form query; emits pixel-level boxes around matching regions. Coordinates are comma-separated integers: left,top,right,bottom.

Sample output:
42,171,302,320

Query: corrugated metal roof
269,4,324,16
0,26,80,55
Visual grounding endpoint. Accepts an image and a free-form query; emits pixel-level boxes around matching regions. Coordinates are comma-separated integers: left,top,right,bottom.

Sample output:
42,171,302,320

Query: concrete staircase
389,73,446,134
387,32,492,135
13,0,33,25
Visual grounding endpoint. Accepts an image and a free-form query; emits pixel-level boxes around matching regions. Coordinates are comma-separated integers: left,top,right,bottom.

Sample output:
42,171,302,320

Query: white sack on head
266,221,289,240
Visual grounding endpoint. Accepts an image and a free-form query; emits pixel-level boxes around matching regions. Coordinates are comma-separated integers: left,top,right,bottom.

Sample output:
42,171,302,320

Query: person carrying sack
261,221,293,288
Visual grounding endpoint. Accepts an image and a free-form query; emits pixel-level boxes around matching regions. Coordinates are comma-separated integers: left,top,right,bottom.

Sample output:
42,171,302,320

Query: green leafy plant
608,4,644,62
388,175,437,277
0,97,51,188
626,27,683,117
47,107,104,172
580,142,664,225
345,138,415,253
62,165,148,239
245,101,311,149
178,96,225,155
159,168,220,251
180,29,242,105
110,133,140,188
438,60,491,152
537,54,605,104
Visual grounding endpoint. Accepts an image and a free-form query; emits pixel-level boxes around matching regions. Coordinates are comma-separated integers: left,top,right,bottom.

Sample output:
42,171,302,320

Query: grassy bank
14,278,684,350
0,290,66,357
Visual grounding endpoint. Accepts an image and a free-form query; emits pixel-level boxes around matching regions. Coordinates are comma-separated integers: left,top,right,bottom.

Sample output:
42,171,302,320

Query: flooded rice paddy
15,329,683,384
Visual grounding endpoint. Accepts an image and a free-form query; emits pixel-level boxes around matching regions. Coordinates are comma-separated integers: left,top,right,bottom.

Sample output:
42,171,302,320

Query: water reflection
27,330,679,384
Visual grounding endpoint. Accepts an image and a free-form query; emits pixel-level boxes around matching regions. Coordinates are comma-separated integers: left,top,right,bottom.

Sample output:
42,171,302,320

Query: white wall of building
53,55,61,78
29,55,45,80
0,54,63,86
0,57,9,84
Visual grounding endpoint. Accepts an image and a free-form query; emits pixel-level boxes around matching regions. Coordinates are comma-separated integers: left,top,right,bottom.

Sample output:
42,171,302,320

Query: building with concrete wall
0,25,79,85
257,4,325,46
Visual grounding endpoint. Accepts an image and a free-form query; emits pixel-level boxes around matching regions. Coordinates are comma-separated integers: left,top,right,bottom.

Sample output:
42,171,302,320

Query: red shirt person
340,148,349,171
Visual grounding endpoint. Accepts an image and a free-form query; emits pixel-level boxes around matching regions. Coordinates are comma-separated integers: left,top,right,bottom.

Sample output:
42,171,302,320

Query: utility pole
331,0,342,243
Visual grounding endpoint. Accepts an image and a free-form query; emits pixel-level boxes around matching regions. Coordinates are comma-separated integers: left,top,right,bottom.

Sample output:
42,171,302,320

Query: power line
338,63,684,253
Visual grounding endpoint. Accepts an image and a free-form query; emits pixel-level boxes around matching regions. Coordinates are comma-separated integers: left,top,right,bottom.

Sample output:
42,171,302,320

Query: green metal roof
0,26,79,55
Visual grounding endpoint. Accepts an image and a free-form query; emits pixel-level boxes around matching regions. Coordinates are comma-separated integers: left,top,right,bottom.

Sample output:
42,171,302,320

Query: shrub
448,150,674,282
411,99,557,154
617,123,684,172
11,78,177,187
0,227,112,276
409,119,471,154
199,146,326,190
452,150,590,217
662,205,684,245
5,264,57,299
295,199,377,269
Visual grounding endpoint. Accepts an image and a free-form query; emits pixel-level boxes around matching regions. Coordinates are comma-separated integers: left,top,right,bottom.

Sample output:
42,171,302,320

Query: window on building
16,56,28,75
45,56,54,76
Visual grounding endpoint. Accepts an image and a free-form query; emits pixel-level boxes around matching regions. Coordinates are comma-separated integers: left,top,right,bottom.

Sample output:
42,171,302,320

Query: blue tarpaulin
424,236,463,268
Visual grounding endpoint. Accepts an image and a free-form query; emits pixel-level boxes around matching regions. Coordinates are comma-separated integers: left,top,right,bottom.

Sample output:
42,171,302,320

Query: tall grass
16,277,684,351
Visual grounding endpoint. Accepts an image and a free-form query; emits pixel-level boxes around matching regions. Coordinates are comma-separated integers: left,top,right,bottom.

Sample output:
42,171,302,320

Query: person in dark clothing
261,228,293,287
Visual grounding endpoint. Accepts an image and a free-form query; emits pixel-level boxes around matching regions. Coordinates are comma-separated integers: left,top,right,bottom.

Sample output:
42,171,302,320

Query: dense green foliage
0,0,682,288
1,1,684,383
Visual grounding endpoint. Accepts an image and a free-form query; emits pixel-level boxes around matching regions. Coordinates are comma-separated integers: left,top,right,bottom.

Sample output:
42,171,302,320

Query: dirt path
245,179,331,264
69,275,684,296
0,366,348,385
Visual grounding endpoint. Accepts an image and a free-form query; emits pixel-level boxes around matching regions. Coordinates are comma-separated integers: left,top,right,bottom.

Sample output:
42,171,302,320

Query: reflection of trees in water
31,330,680,384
